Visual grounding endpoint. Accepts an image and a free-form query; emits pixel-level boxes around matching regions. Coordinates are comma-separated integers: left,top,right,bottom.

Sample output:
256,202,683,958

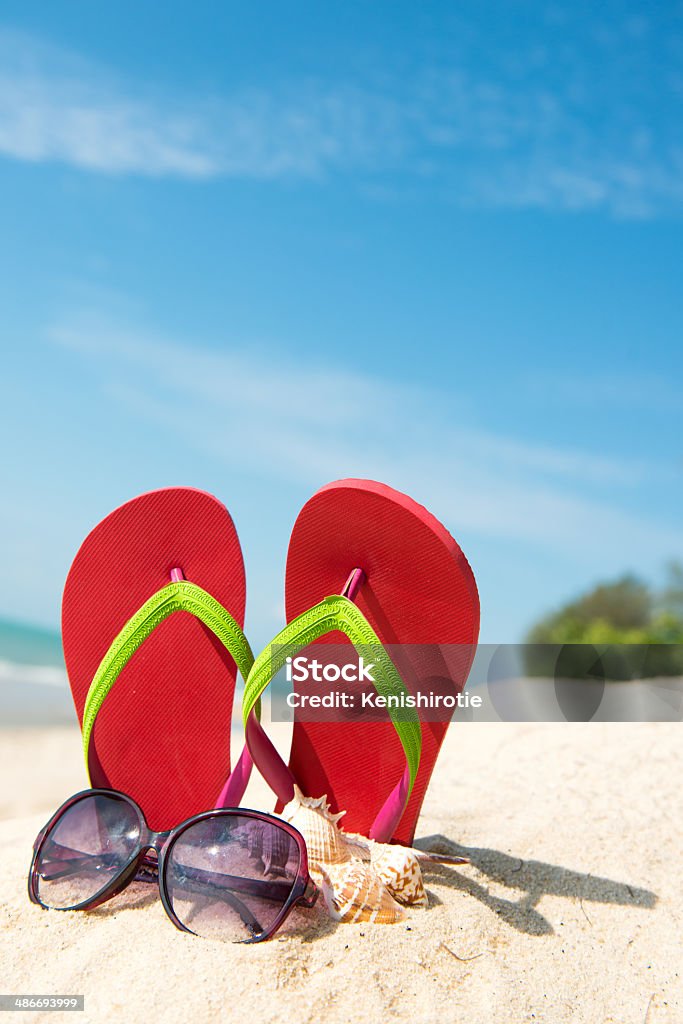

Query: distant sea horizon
0,617,72,725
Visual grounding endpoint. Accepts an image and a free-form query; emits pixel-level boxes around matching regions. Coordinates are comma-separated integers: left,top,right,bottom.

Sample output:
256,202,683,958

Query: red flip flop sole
284,479,479,843
62,487,246,830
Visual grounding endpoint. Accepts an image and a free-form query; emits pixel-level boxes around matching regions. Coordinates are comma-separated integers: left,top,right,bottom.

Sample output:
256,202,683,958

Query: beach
1,720,681,1023
2,4,681,1020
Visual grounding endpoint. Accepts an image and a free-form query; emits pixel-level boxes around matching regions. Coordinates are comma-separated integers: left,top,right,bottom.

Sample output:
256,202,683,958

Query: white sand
0,722,681,1023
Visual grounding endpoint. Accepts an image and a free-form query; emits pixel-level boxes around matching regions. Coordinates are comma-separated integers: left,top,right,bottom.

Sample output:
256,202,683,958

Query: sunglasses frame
28,788,318,943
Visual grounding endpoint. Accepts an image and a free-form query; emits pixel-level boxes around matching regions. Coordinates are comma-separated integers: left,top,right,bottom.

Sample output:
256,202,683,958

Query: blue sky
0,1,681,646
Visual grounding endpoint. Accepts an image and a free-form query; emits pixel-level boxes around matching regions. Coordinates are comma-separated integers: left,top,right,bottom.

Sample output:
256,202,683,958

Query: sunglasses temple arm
175,862,295,903
36,840,121,881
217,889,263,936
175,874,264,937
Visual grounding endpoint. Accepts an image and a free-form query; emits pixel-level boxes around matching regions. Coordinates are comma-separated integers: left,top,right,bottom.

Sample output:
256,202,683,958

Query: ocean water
0,618,73,726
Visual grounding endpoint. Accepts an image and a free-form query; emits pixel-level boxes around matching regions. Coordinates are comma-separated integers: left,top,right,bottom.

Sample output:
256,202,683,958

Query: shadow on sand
414,834,657,936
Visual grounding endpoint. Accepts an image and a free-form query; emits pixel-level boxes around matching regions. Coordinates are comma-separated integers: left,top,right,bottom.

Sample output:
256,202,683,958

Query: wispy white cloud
48,314,683,566
0,31,218,177
0,28,403,180
1,21,682,215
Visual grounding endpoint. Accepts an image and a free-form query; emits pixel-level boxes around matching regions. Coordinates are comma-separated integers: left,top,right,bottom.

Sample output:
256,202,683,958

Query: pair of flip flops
63,480,479,846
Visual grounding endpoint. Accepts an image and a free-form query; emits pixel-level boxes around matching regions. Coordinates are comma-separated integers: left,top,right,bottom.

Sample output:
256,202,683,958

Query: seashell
338,831,373,861
335,832,429,906
319,861,405,924
370,845,428,907
279,786,466,922
281,787,350,866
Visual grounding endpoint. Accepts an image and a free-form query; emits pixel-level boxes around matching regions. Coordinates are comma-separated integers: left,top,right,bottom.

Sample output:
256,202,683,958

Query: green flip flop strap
81,580,254,772
242,594,421,799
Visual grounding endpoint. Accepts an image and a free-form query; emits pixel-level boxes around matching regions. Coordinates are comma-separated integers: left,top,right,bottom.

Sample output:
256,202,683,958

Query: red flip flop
243,479,479,845
62,487,254,831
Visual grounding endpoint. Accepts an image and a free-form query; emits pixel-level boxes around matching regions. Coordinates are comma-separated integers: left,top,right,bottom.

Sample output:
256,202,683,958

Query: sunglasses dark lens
35,793,141,910
165,815,301,942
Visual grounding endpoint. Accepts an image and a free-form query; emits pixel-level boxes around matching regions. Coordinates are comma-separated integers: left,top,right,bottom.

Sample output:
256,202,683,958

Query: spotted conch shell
370,845,428,907
281,787,427,923
320,860,405,924
343,830,468,906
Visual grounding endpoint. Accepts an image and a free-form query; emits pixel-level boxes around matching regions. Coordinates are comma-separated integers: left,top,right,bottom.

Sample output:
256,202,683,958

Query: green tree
659,560,683,618
524,569,683,679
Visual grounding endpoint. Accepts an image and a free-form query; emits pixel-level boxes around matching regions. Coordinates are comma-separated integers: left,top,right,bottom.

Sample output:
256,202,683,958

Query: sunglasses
28,789,318,943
